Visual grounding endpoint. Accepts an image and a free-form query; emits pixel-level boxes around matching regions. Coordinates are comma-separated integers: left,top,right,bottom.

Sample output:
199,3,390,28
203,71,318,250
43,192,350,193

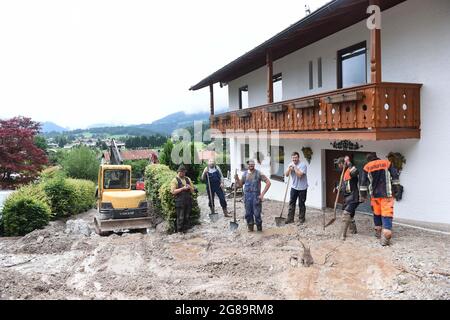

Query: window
309,61,314,90
239,86,249,109
103,170,130,190
273,73,282,102
270,146,284,181
317,57,322,88
337,41,367,89
240,143,250,170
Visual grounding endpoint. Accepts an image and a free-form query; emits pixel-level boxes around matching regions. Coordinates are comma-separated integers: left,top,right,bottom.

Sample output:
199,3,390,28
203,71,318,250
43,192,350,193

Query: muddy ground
0,195,449,300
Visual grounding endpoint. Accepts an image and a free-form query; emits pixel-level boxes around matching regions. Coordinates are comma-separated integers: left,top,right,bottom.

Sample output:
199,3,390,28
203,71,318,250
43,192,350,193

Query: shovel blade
275,217,286,227
209,213,219,223
230,221,239,231
324,218,336,228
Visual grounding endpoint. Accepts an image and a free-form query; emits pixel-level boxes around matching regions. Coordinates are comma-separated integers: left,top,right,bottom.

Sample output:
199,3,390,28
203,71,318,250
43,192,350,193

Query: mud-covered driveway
0,195,449,300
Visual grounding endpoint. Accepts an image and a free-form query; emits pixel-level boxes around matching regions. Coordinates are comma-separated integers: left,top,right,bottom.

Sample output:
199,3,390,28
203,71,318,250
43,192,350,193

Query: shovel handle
279,174,291,218
233,169,237,223
333,165,346,216
206,171,215,213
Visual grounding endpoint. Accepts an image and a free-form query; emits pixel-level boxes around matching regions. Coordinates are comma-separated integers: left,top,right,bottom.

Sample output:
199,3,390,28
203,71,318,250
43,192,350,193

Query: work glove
393,184,403,201
359,190,368,203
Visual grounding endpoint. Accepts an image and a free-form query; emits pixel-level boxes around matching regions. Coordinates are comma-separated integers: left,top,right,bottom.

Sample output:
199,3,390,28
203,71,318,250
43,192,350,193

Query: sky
0,0,329,129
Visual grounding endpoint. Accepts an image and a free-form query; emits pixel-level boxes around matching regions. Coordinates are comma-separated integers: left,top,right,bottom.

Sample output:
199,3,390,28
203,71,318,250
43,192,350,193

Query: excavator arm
109,139,123,165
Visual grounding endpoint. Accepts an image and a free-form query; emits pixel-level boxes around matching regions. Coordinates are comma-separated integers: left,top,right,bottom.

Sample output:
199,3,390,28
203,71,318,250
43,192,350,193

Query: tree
124,159,148,180
61,146,99,182
160,139,201,183
0,116,48,188
34,136,48,154
159,139,176,171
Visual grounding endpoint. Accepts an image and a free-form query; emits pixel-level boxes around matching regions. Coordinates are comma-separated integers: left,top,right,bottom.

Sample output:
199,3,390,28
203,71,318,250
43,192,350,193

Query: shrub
40,166,66,181
145,164,173,213
61,146,99,182
66,179,96,213
124,159,149,180
2,194,51,236
145,164,200,232
43,177,77,218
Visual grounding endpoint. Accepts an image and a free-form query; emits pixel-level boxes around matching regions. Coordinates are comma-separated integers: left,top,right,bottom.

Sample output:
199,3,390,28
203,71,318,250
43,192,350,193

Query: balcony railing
210,82,422,140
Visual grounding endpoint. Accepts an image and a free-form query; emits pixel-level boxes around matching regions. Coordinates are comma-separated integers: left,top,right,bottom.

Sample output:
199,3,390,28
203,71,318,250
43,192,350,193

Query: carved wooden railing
210,82,422,133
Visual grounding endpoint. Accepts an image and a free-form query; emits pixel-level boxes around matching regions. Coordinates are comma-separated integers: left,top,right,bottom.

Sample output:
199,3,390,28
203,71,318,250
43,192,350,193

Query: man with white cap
235,159,271,232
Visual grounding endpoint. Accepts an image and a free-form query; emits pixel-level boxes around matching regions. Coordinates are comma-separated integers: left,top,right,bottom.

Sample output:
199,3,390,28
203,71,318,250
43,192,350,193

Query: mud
0,196,449,300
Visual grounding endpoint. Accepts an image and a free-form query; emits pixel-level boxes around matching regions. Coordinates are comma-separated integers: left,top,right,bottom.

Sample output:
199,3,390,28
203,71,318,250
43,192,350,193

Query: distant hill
138,111,210,135
41,122,68,133
46,110,213,138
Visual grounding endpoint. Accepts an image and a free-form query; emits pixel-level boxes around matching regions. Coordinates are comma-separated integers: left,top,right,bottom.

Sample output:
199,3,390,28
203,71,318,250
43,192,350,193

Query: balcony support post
370,0,382,83
209,84,215,115
266,50,274,104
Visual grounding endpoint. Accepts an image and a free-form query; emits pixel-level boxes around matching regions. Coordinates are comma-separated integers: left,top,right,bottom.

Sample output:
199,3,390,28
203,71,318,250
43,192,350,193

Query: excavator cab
94,140,152,236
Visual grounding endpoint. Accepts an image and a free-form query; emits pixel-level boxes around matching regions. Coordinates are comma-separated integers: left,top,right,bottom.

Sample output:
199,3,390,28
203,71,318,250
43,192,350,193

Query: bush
2,194,51,236
145,164,173,213
145,164,200,232
61,146,99,182
66,179,96,213
40,166,66,181
124,159,149,180
43,178,77,218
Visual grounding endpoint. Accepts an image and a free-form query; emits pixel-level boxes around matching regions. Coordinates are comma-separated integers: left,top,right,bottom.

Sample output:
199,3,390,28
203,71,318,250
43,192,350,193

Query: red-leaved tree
0,116,48,189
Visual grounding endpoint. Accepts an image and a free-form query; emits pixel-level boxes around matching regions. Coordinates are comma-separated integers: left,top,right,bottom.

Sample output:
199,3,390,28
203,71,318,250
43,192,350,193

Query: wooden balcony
210,82,422,141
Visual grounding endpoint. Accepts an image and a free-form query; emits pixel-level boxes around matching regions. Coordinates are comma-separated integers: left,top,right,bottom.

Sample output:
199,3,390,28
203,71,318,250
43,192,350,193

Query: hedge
145,164,200,232
43,177,77,218
0,177,96,236
66,179,96,214
43,177,96,218
2,193,52,236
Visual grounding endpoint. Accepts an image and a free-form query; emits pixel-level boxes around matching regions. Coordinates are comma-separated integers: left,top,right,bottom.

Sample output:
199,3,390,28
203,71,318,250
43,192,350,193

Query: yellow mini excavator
94,139,152,235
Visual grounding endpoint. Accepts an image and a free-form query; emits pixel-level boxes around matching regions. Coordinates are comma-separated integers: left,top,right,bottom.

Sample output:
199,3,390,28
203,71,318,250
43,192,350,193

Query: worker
335,156,360,241
360,153,401,246
201,159,230,217
285,152,308,224
234,159,271,232
170,165,195,233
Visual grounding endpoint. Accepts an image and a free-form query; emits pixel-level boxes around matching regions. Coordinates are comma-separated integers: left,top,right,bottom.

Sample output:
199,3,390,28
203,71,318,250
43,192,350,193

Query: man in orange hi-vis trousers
360,153,401,246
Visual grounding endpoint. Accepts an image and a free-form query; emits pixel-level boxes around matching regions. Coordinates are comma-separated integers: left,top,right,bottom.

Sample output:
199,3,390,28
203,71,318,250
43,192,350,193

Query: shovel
206,171,219,222
275,174,291,227
324,164,346,229
230,169,239,231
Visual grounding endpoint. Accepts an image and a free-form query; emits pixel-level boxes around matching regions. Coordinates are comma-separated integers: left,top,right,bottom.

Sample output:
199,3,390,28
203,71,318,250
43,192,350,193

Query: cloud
0,0,328,129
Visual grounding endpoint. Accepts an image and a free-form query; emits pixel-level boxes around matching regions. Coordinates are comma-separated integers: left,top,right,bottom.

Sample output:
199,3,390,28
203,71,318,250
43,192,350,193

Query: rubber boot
285,214,295,224
375,227,382,239
257,224,263,232
222,207,231,218
247,224,254,232
381,230,392,246
349,219,358,234
340,213,352,241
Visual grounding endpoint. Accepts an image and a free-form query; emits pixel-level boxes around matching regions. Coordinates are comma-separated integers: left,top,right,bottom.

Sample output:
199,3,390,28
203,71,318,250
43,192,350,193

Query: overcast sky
0,0,329,129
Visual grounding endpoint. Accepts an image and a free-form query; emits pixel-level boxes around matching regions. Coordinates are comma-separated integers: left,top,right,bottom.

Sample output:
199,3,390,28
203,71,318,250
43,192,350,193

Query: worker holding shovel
234,159,271,232
335,156,360,241
285,152,308,225
202,159,231,218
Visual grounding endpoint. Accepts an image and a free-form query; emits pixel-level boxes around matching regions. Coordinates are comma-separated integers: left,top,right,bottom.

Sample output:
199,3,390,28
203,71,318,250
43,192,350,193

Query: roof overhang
190,0,407,91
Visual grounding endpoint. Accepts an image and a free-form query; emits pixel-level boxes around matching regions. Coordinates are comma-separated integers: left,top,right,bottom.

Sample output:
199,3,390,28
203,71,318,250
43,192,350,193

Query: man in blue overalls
235,159,271,232
202,159,230,217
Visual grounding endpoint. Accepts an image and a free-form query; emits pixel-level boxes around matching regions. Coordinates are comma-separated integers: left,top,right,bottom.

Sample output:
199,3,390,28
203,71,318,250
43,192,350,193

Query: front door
325,150,371,213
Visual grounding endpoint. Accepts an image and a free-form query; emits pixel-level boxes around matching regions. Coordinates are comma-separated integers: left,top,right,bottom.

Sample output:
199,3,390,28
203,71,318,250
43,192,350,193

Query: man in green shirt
170,165,194,233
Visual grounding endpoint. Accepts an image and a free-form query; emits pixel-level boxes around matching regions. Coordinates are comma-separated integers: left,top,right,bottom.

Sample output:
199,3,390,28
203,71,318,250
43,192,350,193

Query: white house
191,0,450,225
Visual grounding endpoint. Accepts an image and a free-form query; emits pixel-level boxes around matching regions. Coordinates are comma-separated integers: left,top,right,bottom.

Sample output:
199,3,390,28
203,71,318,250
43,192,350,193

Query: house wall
227,0,450,224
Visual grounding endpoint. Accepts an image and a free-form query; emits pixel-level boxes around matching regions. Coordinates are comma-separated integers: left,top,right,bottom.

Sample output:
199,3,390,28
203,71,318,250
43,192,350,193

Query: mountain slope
41,122,68,133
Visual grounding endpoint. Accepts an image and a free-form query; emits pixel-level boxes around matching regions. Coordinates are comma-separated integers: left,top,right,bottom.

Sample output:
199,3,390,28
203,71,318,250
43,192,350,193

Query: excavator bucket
94,215,152,236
